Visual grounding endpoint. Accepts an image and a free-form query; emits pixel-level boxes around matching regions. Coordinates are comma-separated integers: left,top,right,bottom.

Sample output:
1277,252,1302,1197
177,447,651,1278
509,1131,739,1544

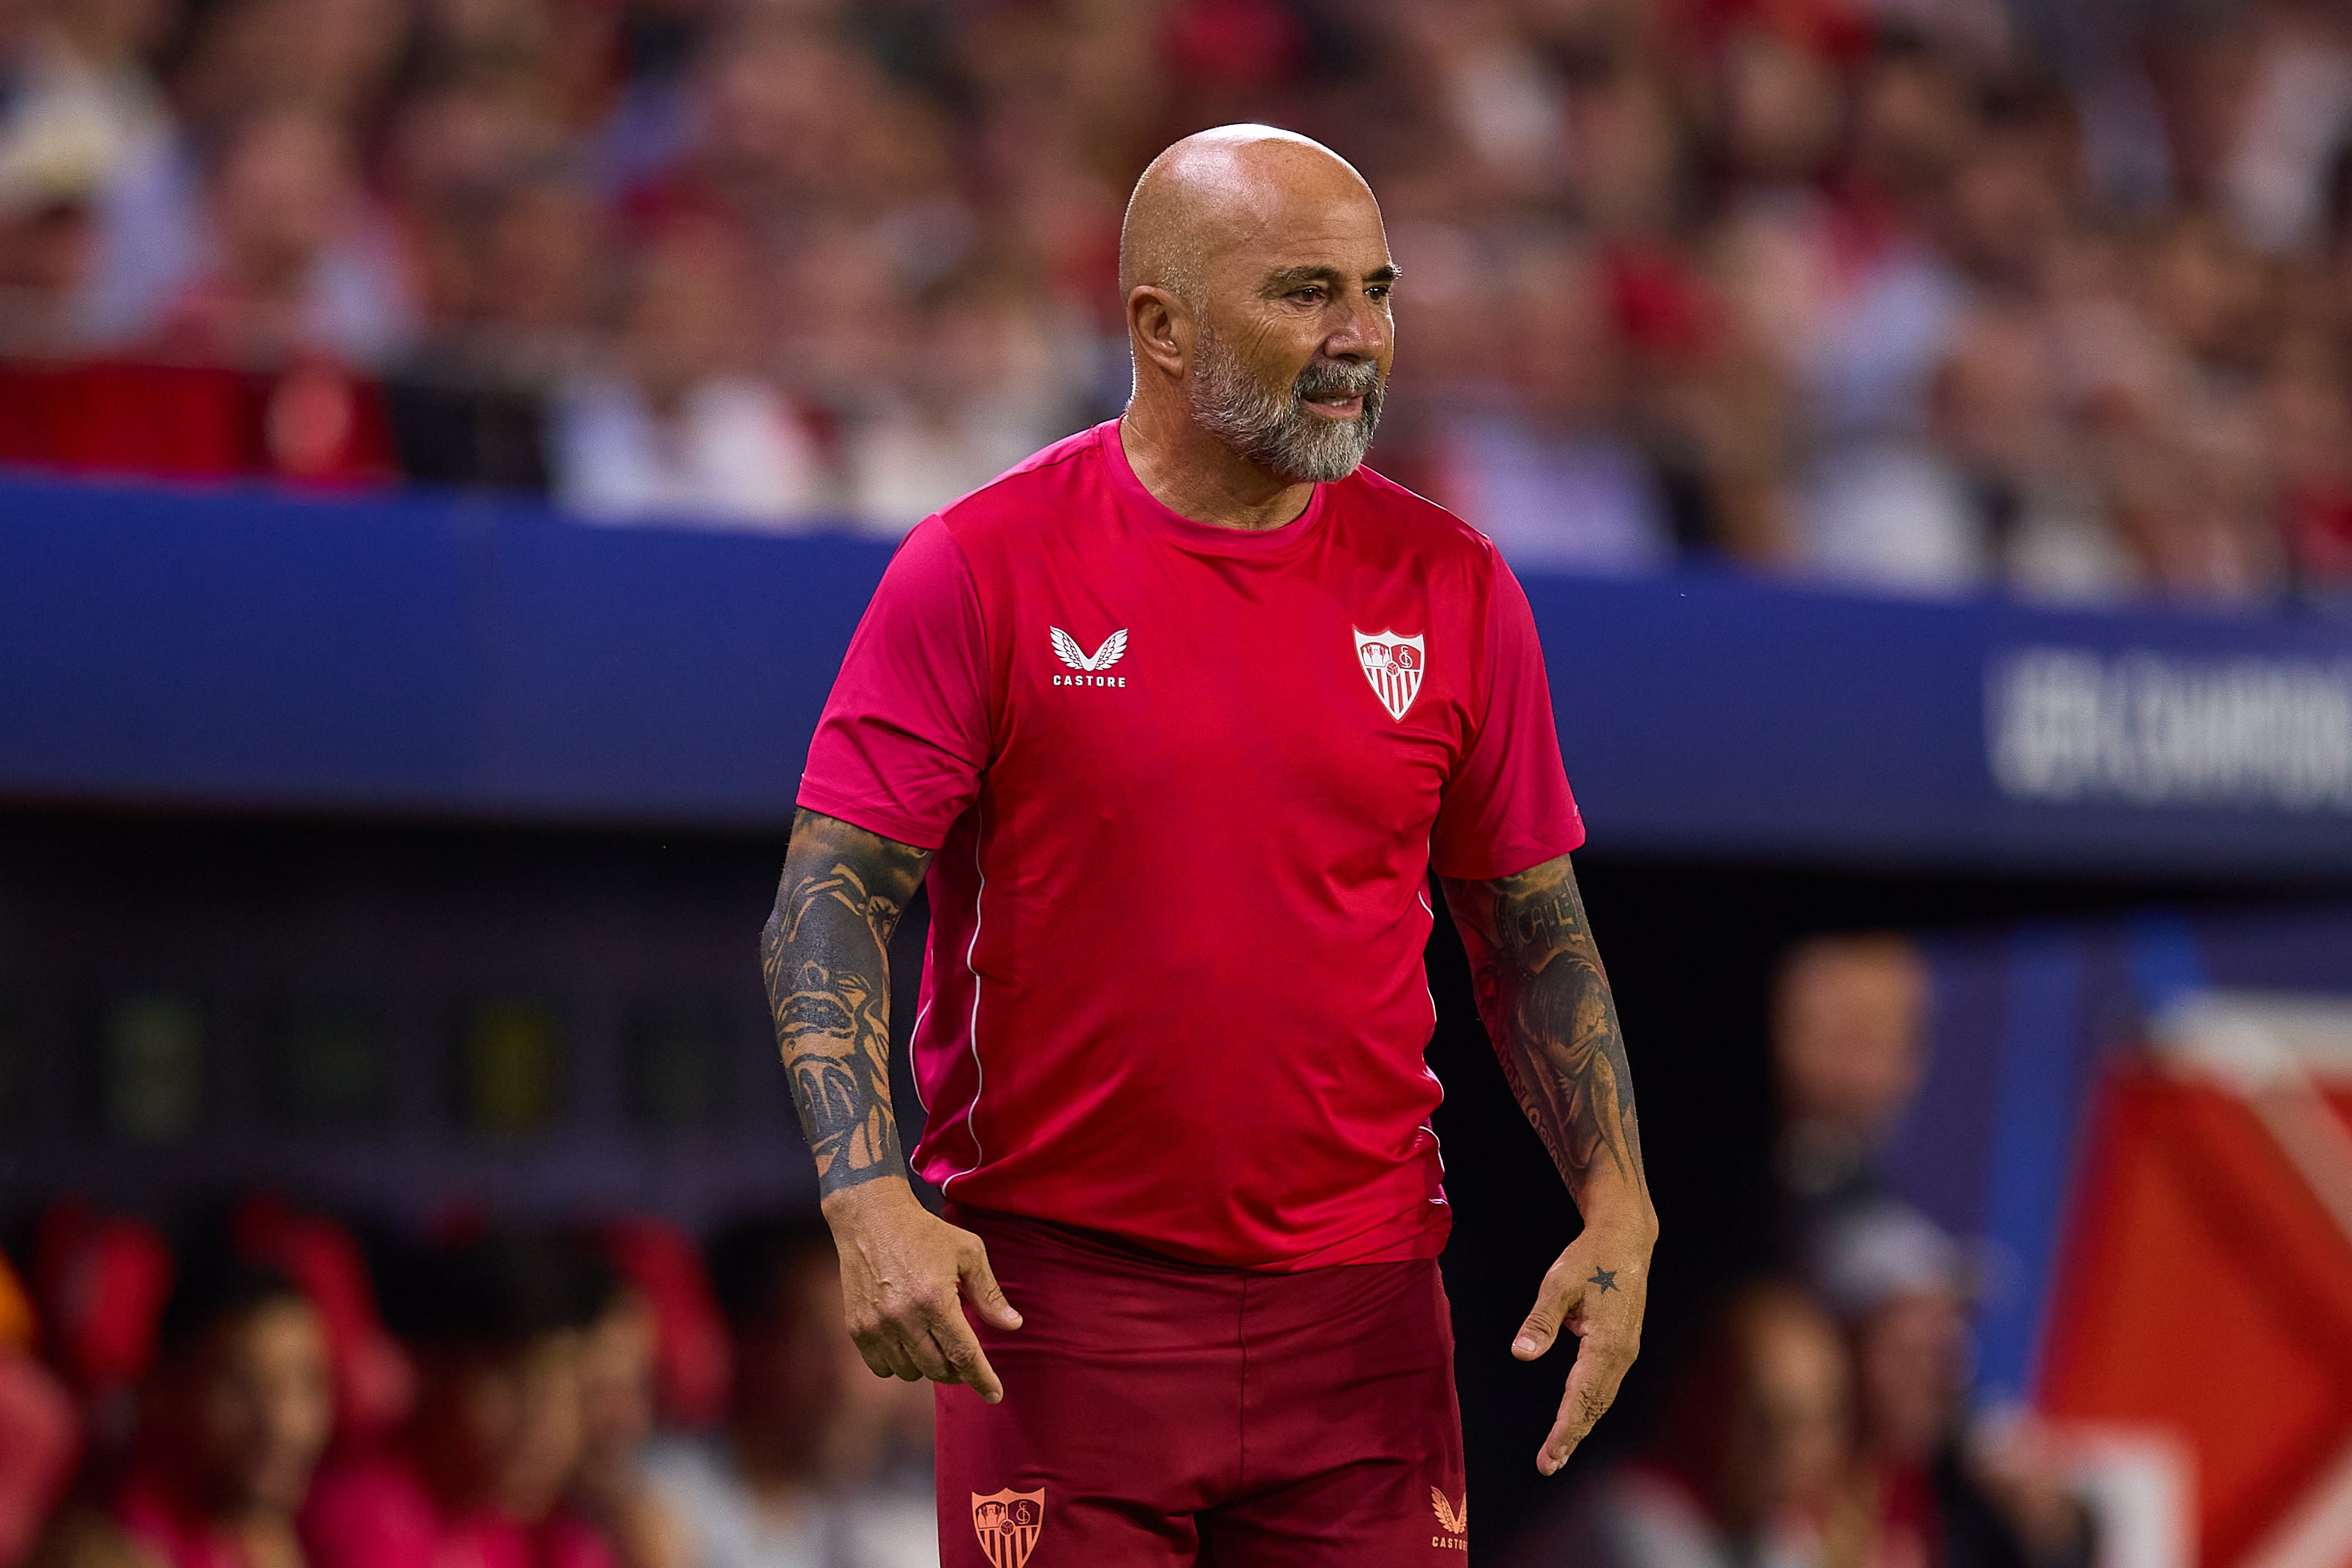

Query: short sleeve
797,517,990,849
1429,559,1585,880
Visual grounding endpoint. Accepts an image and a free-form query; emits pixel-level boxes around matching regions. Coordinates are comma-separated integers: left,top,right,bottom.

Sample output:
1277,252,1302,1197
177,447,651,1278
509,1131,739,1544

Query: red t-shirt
799,420,1584,1270
300,1453,614,1568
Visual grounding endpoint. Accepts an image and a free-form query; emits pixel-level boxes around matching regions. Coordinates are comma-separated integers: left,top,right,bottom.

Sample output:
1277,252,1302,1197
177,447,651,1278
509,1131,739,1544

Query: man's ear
1127,286,1190,382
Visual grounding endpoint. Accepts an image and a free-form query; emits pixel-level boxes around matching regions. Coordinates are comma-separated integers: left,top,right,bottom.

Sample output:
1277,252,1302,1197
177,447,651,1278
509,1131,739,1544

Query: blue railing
5,473,2350,875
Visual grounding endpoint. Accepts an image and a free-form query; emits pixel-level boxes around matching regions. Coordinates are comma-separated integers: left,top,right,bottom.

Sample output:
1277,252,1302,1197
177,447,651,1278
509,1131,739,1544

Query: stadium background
4,0,2352,1565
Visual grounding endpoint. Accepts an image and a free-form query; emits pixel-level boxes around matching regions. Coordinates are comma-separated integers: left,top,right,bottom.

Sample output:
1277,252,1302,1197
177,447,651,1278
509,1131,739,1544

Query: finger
928,1318,1006,1405
894,1315,957,1383
874,1337,926,1382
1514,1258,1582,1360
850,1334,899,1381
1537,1338,1633,1475
959,1241,1024,1332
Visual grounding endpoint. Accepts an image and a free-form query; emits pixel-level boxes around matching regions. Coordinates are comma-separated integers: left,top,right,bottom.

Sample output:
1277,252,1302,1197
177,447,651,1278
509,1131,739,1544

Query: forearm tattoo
1442,856,1646,1201
761,809,930,1196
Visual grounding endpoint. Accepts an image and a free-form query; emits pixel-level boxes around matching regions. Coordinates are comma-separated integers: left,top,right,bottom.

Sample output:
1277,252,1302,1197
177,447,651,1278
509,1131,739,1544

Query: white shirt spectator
553,374,829,529
1801,440,1990,594
841,399,1053,539
1445,417,1674,576
643,1436,936,1568
1507,1464,1828,1568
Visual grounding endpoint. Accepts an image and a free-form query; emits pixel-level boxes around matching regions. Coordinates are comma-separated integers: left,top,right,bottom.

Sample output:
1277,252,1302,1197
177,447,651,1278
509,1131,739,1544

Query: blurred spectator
0,113,106,348
644,1213,933,1568
2217,0,2352,256
550,220,827,527
229,1200,412,1455
0,1253,78,1568
1503,1282,1852,1568
146,102,415,367
1771,935,1930,1265
572,1280,689,1568
34,1204,176,1460
0,0,171,346
1813,1203,2094,1568
75,0,417,353
379,75,572,337
300,1231,614,1568
467,174,603,355
2267,327,2352,585
591,1222,728,1435
5,0,171,167
34,1250,332,1568
1778,38,1979,594
841,269,1081,535
1435,240,1676,574
1923,307,2135,603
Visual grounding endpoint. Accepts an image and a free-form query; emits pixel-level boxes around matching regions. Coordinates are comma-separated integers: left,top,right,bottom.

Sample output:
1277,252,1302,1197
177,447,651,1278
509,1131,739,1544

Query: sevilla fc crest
1354,629,1426,721
971,1488,1045,1568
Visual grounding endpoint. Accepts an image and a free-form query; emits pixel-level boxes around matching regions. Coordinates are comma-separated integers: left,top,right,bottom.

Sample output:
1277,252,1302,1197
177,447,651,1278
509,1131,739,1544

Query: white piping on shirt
907,997,932,1118
1416,885,1441,1040
942,800,987,1190
1417,882,1448,1192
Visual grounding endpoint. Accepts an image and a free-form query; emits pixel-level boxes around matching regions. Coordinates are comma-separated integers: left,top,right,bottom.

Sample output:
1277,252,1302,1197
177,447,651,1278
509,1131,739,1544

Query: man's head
1653,1283,1850,1534
148,1252,333,1519
208,102,352,296
1120,125,1395,483
707,1212,928,1483
1813,1203,1974,1463
396,1232,612,1522
573,1284,657,1495
707,1212,843,1469
1772,934,1930,1142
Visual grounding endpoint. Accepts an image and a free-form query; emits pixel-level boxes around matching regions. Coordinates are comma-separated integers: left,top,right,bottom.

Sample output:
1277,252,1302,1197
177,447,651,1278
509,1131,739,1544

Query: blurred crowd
0,1204,934,1568
1,0,2350,596
1509,932,2099,1568
0,931,2108,1568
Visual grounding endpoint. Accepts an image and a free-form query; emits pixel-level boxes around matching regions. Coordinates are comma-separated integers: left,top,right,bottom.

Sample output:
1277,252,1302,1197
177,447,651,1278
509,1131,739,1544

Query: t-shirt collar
1099,418,1329,555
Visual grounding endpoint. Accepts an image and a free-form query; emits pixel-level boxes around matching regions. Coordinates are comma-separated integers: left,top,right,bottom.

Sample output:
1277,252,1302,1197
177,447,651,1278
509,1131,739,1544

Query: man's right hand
822,1179,1023,1403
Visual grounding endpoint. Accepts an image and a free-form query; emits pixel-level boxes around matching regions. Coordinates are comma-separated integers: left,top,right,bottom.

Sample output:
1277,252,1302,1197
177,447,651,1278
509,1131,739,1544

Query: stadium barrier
4,473,2351,875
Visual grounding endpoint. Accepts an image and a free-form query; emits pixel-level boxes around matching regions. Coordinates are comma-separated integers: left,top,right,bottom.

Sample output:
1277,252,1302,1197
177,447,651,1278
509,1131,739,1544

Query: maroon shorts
934,1205,1469,1567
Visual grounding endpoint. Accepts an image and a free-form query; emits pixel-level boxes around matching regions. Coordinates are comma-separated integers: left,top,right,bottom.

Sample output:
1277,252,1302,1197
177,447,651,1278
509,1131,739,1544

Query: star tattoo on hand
1588,1268,1617,1294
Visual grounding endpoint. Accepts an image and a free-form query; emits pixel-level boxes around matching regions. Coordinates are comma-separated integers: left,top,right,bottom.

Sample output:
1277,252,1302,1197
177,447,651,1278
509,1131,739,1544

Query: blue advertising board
4,473,2350,876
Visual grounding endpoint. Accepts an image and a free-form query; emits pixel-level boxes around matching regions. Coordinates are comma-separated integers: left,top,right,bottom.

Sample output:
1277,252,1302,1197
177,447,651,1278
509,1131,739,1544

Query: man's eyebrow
1258,262,1402,295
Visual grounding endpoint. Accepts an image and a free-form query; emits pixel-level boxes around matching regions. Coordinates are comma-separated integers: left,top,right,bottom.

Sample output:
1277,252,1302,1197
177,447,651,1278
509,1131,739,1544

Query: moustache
1292,359,1382,402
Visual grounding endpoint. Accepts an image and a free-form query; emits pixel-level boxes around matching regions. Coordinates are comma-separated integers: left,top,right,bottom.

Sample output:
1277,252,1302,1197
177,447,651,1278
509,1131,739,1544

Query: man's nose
1321,289,1387,361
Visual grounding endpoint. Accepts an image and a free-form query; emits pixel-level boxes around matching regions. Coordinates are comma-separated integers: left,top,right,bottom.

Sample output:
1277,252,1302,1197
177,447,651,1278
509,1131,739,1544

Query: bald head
1119,125,1379,302
1119,126,1397,487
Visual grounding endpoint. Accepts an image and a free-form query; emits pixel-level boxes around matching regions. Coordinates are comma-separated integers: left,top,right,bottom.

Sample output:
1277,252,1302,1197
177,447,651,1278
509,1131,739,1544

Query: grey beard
1188,323,1385,483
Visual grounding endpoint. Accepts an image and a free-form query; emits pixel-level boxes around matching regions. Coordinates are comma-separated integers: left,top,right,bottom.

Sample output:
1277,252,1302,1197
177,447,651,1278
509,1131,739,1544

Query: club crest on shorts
971,1487,1045,1568
1354,628,1425,721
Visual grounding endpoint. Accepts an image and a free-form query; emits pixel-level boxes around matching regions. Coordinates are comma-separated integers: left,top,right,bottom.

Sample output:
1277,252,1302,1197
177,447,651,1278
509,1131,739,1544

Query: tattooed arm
1442,852,1658,1475
764,808,929,1193
763,808,1021,1401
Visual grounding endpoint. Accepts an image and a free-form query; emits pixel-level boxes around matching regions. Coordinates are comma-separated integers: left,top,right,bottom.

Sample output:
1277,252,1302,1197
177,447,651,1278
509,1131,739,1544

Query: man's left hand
1512,1219,1653,1475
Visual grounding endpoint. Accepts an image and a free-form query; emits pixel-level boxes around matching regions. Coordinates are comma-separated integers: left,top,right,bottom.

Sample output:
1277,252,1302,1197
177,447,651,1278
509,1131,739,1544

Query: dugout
2,474,2348,1547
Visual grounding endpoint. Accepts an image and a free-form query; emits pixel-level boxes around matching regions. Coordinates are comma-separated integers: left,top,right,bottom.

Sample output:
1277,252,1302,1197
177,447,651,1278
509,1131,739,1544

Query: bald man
762,126,1657,1566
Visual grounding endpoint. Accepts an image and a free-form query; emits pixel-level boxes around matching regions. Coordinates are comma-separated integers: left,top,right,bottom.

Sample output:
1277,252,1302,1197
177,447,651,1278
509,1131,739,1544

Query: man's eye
1292,286,1327,303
